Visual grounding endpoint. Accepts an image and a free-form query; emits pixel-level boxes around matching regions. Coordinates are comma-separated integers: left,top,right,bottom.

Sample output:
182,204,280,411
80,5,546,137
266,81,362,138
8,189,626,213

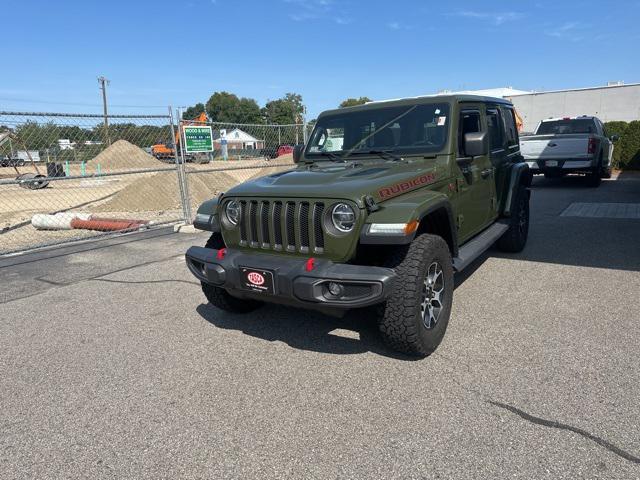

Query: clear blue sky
3,0,639,118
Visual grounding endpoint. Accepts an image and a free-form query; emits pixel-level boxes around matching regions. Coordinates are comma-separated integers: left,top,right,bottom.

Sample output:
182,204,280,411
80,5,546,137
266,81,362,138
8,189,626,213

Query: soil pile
94,171,238,213
88,140,159,171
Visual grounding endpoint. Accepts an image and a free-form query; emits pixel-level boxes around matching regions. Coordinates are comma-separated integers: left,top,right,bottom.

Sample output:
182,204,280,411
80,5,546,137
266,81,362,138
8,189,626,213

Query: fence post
303,107,309,145
169,107,192,224
177,108,192,223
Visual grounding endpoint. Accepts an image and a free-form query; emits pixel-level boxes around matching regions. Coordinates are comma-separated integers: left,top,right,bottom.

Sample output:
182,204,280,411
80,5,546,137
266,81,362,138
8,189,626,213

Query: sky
2,0,640,119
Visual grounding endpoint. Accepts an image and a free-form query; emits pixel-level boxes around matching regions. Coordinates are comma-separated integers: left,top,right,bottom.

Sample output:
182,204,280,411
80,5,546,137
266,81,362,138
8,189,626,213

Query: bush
618,121,640,170
604,121,628,167
604,120,640,170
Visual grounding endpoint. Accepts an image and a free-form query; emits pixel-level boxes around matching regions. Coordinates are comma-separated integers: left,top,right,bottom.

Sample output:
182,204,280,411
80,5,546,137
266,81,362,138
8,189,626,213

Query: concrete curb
173,223,198,234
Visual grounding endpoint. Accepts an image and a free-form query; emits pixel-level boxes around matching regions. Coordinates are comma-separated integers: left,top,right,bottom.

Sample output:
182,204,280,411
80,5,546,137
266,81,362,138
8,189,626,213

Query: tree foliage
339,97,372,108
262,93,305,125
0,121,172,161
183,103,205,120
205,92,262,124
186,91,306,126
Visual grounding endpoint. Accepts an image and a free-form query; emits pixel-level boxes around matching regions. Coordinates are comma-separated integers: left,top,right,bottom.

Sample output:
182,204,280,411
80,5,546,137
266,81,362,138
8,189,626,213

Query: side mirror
610,135,620,142
463,132,489,158
293,144,304,163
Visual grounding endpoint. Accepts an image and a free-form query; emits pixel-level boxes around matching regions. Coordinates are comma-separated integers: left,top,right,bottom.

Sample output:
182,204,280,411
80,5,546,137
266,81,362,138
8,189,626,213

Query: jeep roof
318,94,513,118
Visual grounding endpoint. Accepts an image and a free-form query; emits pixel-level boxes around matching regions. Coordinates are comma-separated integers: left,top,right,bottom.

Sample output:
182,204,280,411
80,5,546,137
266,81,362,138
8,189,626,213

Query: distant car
0,157,25,167
276,145,294,157
520,116,616,186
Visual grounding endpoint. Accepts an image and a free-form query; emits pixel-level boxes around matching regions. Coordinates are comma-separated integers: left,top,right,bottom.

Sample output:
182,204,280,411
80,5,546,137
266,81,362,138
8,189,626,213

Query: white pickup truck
520,116,617,187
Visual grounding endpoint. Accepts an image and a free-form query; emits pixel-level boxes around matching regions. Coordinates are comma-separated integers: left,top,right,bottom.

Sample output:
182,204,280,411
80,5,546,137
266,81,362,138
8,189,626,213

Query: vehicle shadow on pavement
196,303,421,360
497,173,640,272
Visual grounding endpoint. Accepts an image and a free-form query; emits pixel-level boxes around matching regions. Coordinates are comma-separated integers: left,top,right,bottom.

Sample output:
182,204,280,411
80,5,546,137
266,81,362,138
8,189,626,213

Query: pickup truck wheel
599,156,612,179
376,234,453,357
497,185,529,253
586,168,601,187
201,233,263,314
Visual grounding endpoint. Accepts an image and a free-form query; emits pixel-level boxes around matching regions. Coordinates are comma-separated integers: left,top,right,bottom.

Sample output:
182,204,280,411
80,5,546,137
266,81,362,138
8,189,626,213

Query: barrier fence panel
0,111,184,255
180,121,309,224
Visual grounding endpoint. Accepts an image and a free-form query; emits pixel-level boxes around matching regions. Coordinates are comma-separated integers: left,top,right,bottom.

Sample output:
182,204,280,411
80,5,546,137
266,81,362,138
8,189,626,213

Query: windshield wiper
351,149,403,162
315,151,344,161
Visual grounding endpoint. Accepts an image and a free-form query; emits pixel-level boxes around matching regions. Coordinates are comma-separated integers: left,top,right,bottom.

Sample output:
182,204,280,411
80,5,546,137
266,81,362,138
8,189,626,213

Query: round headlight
225,200,241,226
331,203,355,233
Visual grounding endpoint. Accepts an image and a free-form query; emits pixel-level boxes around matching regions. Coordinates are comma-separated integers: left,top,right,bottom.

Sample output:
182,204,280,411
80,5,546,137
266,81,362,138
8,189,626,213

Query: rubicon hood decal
378,172,436,200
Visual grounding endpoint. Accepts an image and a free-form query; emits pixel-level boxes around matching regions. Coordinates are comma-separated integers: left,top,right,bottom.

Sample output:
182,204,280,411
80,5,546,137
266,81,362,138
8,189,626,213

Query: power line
0,97,168,108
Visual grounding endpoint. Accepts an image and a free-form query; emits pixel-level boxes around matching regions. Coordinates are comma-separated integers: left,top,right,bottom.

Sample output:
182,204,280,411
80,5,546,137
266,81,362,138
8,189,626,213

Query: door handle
481,168,493,179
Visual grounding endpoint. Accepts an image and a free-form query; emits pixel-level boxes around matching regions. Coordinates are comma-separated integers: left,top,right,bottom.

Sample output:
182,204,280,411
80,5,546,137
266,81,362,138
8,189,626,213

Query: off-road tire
201,233,263,313
376,234,454,357
497,184,529,253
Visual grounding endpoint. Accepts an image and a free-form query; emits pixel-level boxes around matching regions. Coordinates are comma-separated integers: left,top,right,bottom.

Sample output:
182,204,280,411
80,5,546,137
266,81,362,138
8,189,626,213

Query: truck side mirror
463,132,489,158
293,144,304,163
610,135,620,142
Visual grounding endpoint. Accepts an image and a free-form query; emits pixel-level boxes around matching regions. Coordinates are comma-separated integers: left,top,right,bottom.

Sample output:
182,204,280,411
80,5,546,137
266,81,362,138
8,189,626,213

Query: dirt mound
88,139,159,171
94,171,238,213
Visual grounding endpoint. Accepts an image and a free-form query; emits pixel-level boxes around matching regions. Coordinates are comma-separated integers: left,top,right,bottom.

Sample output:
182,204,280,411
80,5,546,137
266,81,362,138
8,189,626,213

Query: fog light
328,282,344,297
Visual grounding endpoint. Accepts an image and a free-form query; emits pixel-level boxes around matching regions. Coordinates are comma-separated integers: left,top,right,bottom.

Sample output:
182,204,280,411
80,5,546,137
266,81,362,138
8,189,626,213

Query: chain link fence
0,111,186,254
179,121,309,219
0,112,312,255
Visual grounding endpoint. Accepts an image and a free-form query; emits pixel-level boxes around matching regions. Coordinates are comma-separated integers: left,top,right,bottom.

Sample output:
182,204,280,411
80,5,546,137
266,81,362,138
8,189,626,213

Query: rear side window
502,107,518,147
458,110,481,156
486,109,503,151
537,119,597,135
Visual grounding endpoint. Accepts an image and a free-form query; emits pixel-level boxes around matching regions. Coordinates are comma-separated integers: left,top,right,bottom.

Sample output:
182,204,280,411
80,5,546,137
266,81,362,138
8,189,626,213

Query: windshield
306,103,450,159
536,119,597,135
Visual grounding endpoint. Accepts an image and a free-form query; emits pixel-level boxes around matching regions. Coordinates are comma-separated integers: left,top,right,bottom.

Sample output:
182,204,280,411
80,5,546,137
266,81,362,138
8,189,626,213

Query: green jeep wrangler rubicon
186,95,531,356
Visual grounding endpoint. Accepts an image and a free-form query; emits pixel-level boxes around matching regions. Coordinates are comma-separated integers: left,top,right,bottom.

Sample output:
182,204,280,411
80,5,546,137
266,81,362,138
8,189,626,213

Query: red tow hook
216,248,227,260
305,257,316,272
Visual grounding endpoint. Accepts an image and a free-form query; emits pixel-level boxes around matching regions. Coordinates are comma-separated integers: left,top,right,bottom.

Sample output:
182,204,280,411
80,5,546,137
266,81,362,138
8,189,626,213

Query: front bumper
185,246,396,310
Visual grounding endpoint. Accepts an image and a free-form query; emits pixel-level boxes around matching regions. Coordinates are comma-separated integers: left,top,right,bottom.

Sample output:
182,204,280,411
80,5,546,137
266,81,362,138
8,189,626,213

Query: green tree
339,97,372,108
205,92,261,124
183,103,205,120
262,93,305,125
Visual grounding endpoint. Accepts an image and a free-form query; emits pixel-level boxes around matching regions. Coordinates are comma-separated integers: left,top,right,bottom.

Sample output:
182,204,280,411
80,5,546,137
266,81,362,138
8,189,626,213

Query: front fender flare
359,191,457,255
194,197,221,232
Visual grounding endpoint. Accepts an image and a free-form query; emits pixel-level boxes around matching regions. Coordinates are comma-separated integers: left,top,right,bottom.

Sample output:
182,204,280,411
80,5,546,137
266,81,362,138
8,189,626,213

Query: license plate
546,160,558,167
240,267,275,294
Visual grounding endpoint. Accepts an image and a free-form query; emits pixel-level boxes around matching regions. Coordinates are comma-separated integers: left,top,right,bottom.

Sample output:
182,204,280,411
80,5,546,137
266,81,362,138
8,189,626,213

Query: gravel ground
1,173,639,479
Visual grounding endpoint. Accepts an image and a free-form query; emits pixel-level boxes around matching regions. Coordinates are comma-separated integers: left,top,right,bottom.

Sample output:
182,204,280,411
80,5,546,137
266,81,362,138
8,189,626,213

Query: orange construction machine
151,112,210,162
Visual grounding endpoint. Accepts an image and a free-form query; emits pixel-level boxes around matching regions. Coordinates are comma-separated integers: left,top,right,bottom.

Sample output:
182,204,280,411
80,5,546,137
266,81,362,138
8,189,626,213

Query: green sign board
183,126,213,152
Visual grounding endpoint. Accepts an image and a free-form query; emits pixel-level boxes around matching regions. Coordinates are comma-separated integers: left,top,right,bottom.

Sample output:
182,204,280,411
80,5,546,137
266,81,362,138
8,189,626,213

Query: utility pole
97,76,111,146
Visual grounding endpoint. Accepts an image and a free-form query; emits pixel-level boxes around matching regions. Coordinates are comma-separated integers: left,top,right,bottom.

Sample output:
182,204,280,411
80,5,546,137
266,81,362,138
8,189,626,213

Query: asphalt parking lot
1,172,639,479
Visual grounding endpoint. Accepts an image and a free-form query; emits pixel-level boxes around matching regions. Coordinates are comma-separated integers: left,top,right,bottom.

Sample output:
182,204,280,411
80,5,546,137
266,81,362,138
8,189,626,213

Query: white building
214,128,264,150
442,83,640,133
506,82,640,133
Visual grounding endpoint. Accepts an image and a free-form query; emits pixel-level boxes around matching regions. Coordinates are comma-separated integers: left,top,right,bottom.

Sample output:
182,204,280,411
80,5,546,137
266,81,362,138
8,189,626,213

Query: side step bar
452,222,508,272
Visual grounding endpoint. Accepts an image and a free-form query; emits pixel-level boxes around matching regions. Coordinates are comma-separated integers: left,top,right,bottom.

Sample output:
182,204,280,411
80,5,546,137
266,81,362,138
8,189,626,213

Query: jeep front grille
238,199,325,254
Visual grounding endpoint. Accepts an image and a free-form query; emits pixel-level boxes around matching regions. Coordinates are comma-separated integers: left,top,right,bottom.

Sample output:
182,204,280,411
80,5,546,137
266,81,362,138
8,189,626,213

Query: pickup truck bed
519,117,613,181
520,133,596,171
